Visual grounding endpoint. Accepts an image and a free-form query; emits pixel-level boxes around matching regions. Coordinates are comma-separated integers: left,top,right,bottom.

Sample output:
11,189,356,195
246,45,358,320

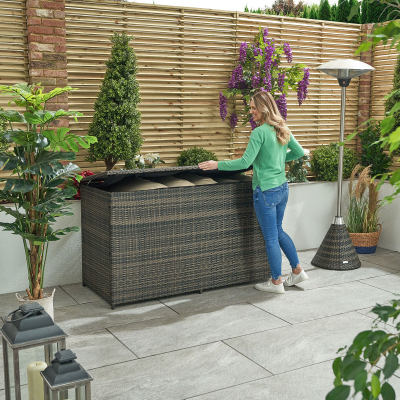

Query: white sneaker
255,279,285,294
283,269,309,287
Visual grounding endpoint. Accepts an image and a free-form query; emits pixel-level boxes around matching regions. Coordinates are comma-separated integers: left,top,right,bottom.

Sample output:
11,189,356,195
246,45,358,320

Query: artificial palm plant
0,83,96,300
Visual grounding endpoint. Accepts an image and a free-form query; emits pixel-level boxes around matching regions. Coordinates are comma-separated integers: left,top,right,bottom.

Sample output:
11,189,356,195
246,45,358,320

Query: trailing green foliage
310,142,358,181
0,83,97,300
286,154,310,183
86,32,142,171
319,0,331,21
337,0,350,22
176,147,218,166
326,299,400,400
359,122,392,177
0,108,9,152
384,52,400,157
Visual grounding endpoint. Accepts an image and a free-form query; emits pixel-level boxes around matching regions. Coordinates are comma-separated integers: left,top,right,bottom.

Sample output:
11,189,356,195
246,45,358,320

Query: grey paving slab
359,272,400,296
359,251,400,272
161,284,277,315
224,311,381,375
109,303,289,357
188,359,336,400
89,342,270,400
294,260,396,291
358,247,396,259
65,329,138,370
0,385,28,400
296,248,318,265
54,299,178,335
250,281,395,324
0,286,77,318
60,282,103,304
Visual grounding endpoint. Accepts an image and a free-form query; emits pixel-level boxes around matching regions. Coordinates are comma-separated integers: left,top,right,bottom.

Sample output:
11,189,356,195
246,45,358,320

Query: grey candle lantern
41,349,93,400
1,303,67,400
311,59,375,270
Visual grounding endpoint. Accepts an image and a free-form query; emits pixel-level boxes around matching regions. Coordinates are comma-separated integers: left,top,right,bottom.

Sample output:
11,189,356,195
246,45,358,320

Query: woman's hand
198,160,218,170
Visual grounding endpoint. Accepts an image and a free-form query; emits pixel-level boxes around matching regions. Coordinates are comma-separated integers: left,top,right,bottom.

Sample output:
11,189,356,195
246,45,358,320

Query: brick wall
27,0,68,128
357,23,374,154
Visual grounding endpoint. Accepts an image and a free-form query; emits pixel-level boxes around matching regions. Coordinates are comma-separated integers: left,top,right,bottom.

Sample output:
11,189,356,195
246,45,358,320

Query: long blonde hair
251,91,290,145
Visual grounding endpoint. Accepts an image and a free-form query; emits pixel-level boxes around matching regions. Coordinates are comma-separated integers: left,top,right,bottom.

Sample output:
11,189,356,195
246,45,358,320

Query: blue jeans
253,182,300,280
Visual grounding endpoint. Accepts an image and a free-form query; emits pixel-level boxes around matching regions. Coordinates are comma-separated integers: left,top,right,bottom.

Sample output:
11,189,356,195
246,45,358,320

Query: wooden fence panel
65,0,361,172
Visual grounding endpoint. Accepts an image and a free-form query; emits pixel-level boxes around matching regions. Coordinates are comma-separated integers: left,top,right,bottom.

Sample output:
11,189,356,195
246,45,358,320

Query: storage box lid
81,165,252,189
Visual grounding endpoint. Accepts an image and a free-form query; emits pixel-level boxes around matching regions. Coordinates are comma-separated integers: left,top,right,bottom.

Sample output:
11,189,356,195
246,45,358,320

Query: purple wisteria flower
219,92,228,121
230,112,238,131
283,43,293,63
271,60,279,69
249,117,257,130
228,65,246,89
297,68,310,106
264,45,275,71
263,28,268,42
243,98,247,107
239,42,248,64
263,74,272,92
252,72,261,89
278,72,285,92
276,93,287,120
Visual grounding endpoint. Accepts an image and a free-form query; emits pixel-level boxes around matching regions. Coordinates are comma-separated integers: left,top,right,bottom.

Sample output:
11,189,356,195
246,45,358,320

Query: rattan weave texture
311,224,361,271
81,173,270,308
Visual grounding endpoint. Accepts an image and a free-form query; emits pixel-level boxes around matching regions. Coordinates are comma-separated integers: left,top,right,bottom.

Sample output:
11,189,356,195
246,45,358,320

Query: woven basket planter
348,224,382,254
80,166,270,308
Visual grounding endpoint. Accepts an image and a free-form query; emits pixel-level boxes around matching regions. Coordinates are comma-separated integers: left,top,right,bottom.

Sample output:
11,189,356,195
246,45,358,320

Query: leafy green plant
359,122,392,177
310,142,358,181
86,32,142,171
286,154,310,183
0,108,9,152
345,165,381,233
0,83,97,300
176,147,218,166
326,299,400,400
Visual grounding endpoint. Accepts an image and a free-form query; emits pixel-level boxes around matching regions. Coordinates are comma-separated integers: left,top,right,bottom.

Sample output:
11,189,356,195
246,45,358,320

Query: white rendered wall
0,182,398,294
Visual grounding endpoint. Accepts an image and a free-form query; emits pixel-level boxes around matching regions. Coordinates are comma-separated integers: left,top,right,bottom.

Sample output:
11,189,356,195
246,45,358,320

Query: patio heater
311,59,375,270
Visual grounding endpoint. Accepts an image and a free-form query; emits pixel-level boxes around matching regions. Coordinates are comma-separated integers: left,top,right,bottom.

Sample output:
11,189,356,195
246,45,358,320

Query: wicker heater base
311,224,361,270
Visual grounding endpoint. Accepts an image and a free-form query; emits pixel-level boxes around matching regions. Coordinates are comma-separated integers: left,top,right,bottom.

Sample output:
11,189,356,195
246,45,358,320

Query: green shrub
330,3,337,20
310,142,358,181
86,32,142,171
302,5,309,18
359,122,392,176
319,0,331,20
309,4,319,19
336,0,350,22
360,0,369,22
176,147,218,166
286,155,310,183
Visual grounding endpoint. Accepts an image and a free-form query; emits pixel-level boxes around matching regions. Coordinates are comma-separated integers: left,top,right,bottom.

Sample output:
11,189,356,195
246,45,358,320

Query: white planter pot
16,288,56,320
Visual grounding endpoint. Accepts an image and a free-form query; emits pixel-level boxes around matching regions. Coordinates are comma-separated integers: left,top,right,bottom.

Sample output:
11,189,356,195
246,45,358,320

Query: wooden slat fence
370,38,400,171
64,0,362,172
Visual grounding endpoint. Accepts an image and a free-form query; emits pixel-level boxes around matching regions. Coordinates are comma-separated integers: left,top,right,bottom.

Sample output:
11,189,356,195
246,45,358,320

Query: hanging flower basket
348,224,382,254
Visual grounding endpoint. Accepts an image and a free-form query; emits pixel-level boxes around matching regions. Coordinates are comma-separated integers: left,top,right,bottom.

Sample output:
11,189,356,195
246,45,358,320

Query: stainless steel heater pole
335,85,346,224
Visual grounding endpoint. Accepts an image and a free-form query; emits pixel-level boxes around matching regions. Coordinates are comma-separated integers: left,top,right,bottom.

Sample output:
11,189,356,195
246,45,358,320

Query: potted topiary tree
0,83,96,317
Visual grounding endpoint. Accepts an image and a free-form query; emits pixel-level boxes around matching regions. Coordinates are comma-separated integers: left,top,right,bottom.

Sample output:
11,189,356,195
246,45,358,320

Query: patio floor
1,247,400,399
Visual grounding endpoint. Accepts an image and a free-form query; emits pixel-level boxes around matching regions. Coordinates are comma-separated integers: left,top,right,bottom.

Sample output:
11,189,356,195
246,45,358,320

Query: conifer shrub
360,0,369,23
330,4,337,20
319,0,331,20
336,0,350,22
86,32,142,171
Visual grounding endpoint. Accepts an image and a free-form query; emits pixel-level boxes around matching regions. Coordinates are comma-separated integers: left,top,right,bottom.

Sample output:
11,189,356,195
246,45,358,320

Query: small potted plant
0,83,97,317
345,164,383,254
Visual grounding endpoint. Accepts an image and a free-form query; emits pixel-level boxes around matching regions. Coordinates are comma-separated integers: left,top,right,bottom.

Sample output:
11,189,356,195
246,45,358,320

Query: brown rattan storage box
80,166,270,308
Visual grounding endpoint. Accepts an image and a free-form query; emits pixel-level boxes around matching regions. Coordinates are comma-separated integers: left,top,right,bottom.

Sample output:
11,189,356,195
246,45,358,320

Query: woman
199,91,308,294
